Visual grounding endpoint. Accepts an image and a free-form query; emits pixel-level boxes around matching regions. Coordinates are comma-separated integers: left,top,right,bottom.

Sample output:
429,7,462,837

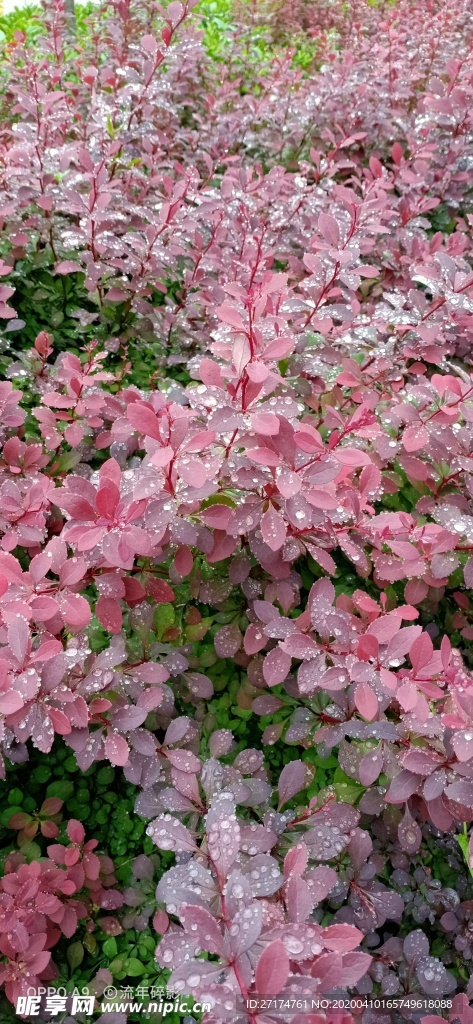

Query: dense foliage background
0,0,473,1021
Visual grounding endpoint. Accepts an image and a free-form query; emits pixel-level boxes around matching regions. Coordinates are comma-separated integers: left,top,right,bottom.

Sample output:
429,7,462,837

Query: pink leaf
284,843,309,877
104,732,130,767
385,769,419,803
311,951,343,990
340,951,372,986
397,807,422,853
285,874,315,923
464,558,473,588
261,505,287,552
8,616,29,666
178,458,207,488
41,797,63,815
246,447,281,467
305,865,338,902
254,940,289,995
246,361,269,383
403,425,429,452
56,261,82,274
141,33,158,53
354,682,379,721
0,691,23,714
251,412,280,435
318,212,340,246
359,747,383,786
452,730,473,763
61,594,91,630
127,403,161,441
409,631,434,674
334,447,372,467
165,749,200,773
67,819,85,843
215,303,245,330
323,923,363,952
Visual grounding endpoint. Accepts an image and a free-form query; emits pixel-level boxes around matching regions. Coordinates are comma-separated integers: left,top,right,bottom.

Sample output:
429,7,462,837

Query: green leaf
109,958,125,976
200,494,236,509
54,450,83,473
7,788,25,805
67,941,84,970
185,617,213,642
231,706,252,720
103,937,118,958
1,806,24,827
19,840,42,862
46,781,74,802
124,957,146,977
97,766,115,786
333,782,364,805
457,832,472,877
303,750,338,769
154,604,175,640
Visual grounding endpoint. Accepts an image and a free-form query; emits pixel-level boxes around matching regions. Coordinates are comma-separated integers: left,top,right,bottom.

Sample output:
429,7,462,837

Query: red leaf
145,578,175,603
8,812,32,829
96,597,123,634
96,481,120,519
40,797,63,816
174,546,194,576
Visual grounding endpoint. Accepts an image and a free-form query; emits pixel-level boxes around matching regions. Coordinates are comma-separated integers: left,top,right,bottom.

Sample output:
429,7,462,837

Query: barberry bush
0,0,473,1020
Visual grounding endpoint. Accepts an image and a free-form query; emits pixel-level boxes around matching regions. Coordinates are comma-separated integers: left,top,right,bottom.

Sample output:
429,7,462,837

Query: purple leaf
278,760,306,809
263,647,292,687
147,815,198,854
385,769,419,803
214,623,242,658
206,813,240,877
179,904,224,954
